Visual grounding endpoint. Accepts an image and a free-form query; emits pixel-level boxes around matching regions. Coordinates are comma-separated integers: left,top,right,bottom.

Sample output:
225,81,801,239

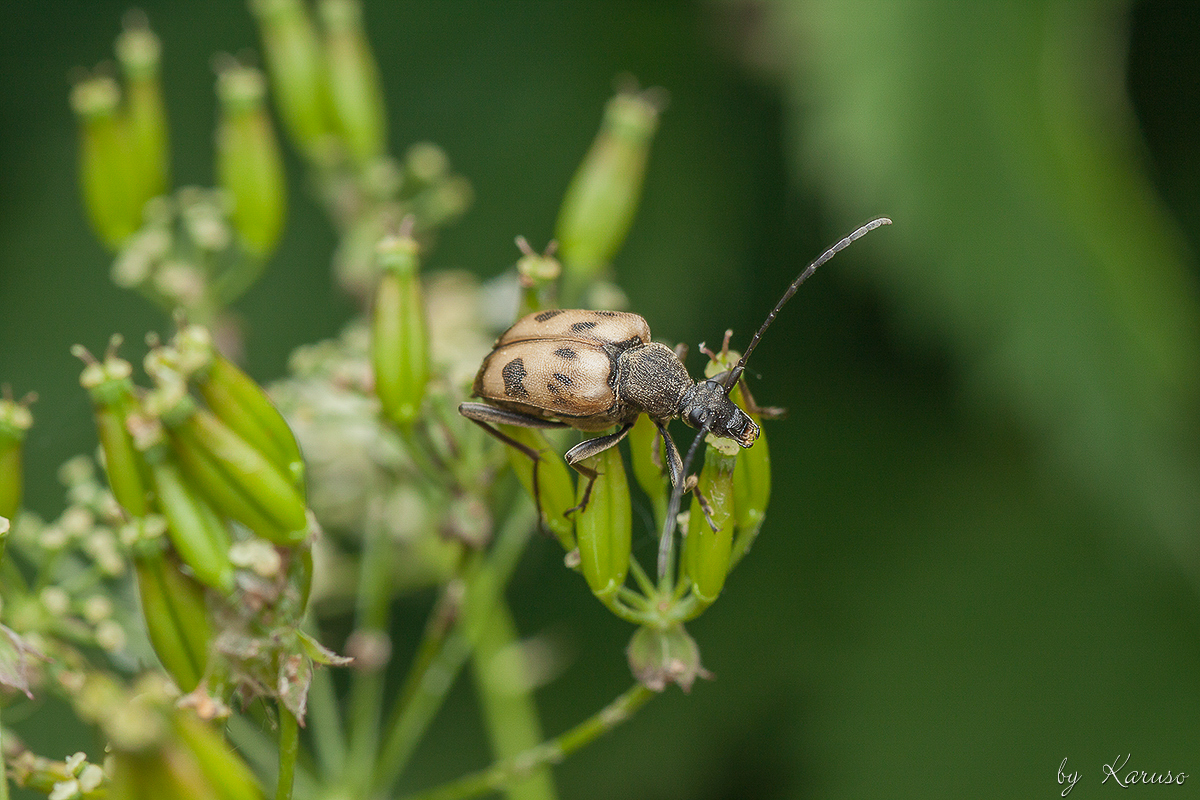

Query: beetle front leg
563,421,635,515
653,419,683,490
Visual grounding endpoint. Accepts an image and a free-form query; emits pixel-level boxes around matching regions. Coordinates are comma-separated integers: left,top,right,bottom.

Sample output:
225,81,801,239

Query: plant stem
306,661,346,779
275,705,300,800
372,499,537,795
470,597,556,800
394,683,656,800
0,701,10,800
226,714,319,799
344,514,399,794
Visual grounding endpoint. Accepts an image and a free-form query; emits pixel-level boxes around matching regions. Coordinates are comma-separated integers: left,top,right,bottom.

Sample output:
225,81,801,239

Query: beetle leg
689,480,720,533
563,421,635,515
733,381,787,420
458,402,570,430
459,402,569,534
652,420,683,490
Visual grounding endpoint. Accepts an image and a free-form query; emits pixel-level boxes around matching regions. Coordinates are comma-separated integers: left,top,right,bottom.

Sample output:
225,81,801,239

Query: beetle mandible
459,217,892,516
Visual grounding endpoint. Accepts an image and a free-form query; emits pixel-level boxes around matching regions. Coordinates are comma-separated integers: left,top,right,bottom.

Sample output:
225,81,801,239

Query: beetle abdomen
495,309,651,348
474,339,620,428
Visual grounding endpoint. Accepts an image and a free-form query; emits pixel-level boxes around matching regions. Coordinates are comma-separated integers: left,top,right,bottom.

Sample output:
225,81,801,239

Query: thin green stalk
372,499,537,795
600,590,652,626
306,663,346,779
470,597,556,800
393,564,475,716
0,702,10,800
627,557,656,598
225,714,319,798
275,705,300,800
395,684,656,800
397,423,455,493
344,514,401,793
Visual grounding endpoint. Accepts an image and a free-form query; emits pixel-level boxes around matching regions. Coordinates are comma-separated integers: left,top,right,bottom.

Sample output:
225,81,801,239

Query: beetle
459,217,892,518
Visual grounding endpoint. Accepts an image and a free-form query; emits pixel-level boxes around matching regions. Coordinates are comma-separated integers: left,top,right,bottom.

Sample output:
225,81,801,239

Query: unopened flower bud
216,64,286,258
115,15,170,202
627,413,667,524
0,394,33,523
729,384,770,569
514,237,561,317
76,341,151,517
164,398,309,545
555,85,664,298
319,0,387,166
70,76,142,250
180,324,306,492
136,416,234,592
498,426,575,551
371,233,430,427
133,547,213,691
683,444,736,606
250,0,335,161
573,443,631,601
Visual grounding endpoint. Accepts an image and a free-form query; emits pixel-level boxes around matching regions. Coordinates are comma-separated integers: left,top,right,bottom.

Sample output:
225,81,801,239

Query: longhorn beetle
459,217,892,544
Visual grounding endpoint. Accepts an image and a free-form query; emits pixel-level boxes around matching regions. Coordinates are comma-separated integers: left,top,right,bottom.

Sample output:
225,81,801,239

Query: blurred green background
3,1,1200,798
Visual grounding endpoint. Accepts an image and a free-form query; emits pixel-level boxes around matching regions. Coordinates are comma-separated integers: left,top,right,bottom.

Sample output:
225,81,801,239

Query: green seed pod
144,448,234,593
178,324,306,491
249,0,335,161
77,343,151,517
110,711,266,800
555,86,663,294
169,429,295,543
115,18,170,203
729,383,770,569
498,425,575,552
319,0,387,166
133,545,212,692
70,76,142,250
371,234,430,428
0,396,33,524
216,65,286,258
514,237,561,318
683,443,736,606
171,710,266,800
169,403,309,542
573,442,631,600
627,413,667,524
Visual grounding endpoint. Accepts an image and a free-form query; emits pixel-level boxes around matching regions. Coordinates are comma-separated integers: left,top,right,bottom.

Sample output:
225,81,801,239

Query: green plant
0,4,777,800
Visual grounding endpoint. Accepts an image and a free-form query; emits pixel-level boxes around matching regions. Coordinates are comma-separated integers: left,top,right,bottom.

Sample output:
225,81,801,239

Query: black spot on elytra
534,309,563,322
613,336,644,352
546,371,574,396
554,347,578,360
570,321,598,333
592,310,618,317
502,358,529,398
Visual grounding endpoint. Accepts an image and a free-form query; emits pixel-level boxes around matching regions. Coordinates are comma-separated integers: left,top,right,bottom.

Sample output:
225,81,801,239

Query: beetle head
679,380,759,447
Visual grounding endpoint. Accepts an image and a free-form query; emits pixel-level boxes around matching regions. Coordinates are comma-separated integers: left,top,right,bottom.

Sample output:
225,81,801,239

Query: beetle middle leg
459,402,570,531
563,421,635,515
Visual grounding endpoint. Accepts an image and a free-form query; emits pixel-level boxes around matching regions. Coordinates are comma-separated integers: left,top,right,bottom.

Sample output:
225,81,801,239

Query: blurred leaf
771,0,1200,570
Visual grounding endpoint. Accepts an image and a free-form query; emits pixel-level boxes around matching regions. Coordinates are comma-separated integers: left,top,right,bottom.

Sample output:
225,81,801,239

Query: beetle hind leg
459,402,570,534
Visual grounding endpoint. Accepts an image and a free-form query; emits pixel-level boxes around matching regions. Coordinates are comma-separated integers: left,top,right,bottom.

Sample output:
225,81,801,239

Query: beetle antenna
657,424,710,580
722,216,892,392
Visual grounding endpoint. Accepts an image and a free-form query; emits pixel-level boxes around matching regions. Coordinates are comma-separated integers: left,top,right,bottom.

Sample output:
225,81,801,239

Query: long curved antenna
722,217,892,392
657,424,710,580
